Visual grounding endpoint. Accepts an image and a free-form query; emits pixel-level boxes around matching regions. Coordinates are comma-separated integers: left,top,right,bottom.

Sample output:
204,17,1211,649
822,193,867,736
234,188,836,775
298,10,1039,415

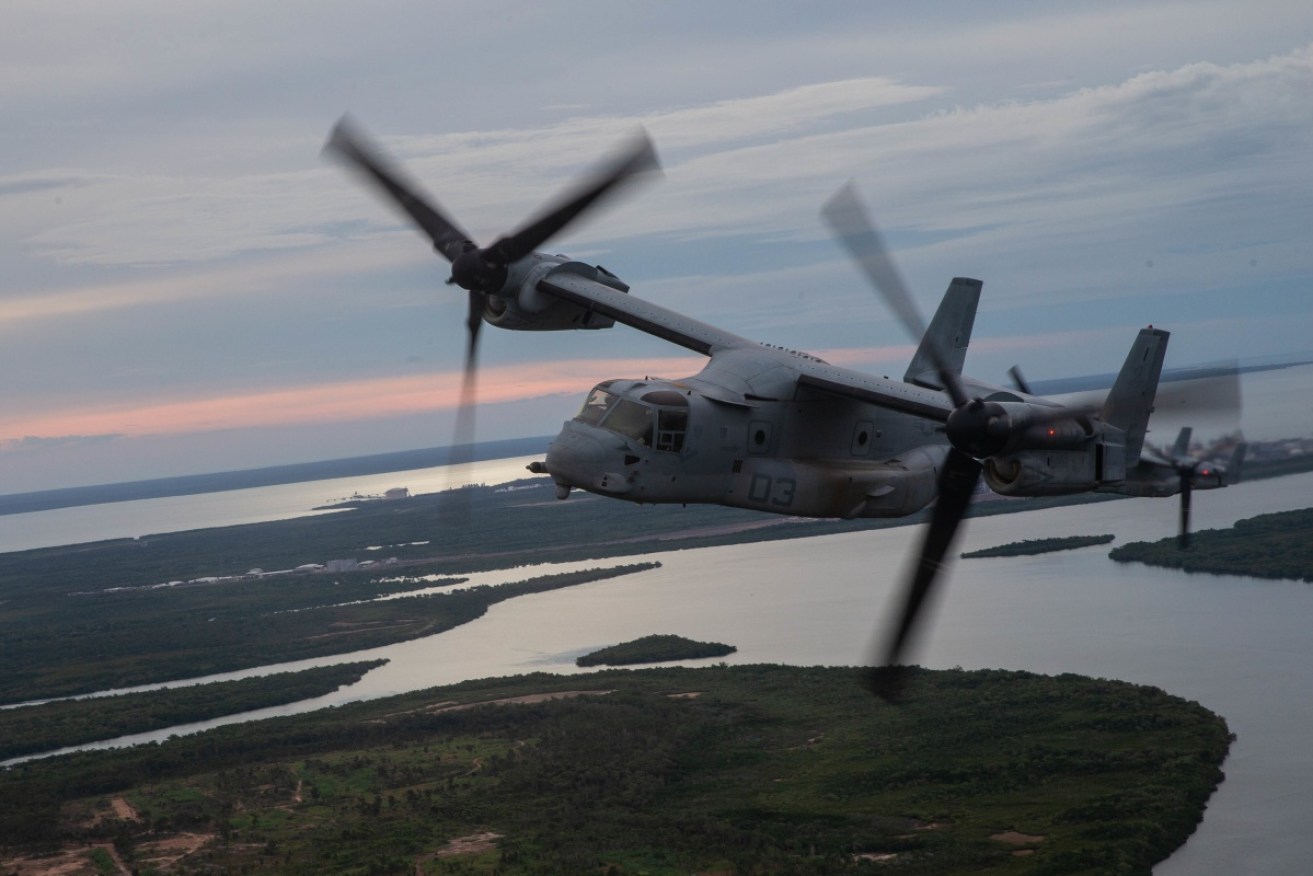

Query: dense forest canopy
1110,508,1313,581
576,634,737,666
0,665,1231,875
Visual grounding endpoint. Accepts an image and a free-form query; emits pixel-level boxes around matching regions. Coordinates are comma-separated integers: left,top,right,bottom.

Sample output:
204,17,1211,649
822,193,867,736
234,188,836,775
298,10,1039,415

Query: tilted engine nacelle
970,401,1119,496
1112,458,1229,499
1190,463,1226,489
984,449,1099,497
484,257,624,331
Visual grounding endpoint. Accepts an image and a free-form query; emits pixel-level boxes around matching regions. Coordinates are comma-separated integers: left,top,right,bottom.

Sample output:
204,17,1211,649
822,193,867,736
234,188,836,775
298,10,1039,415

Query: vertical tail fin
904,277,982,390
1171,426,1193,458
1102,327,1170,462
1226,442,1247,484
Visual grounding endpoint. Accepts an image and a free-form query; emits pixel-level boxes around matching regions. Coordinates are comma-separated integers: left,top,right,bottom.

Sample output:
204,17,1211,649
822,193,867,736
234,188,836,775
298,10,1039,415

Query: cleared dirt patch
0,842,129,875
134,833,214,870
110,796,139,821
433,831,501,858
853,852,898,862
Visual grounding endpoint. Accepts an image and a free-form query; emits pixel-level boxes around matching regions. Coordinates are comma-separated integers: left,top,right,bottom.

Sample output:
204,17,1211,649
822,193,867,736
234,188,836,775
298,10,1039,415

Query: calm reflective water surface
0,455,543,553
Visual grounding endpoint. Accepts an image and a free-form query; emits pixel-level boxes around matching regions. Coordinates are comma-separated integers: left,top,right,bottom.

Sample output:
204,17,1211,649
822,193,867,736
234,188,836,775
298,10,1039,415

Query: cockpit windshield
574,383,690,452
576,386,617,425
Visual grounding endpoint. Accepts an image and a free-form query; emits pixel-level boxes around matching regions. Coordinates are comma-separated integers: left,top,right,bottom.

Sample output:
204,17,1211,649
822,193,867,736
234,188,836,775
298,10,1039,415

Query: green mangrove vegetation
0,665,1231,875
1110,508,1313,581
0,660,386,763
962,535,1115,559
0,560,658,704
575,634,736,666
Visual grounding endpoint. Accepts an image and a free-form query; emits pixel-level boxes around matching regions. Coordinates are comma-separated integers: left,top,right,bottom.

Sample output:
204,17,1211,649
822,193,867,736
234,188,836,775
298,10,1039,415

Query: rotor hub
449,247,508,294
945,400,1010,458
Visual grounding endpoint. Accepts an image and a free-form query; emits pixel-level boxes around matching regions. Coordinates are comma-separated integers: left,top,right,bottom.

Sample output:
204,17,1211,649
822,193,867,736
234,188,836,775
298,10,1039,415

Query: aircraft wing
796,367,955,422
540,269,957,421
536,271,756,356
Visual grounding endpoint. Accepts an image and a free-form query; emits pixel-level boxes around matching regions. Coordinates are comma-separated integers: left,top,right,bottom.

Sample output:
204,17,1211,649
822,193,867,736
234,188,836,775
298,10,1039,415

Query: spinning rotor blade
326,119,662,506
867,449,982,701
483,131,659,267
822,182,1103,699
822,182,983,699
324,116,472,262
1139,448,1200,550
1008,365,1033,395
1179,474,1193,549
1154,367,1242,416
824,183,1247,695
822,183,969,408
443,297,482,520
457,285,484,448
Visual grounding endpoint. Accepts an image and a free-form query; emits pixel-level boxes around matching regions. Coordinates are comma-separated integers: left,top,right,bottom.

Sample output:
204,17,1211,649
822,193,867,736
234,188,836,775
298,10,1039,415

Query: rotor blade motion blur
822,183,968,408
483,132,660,267
324,116,472,262
866,448,982,701
823,183,994,700
326,118,662,508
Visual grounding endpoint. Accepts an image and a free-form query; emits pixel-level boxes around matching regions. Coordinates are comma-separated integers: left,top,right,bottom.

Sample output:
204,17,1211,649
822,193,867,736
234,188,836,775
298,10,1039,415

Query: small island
962,534,1115,558
1110,508,1313,581
576,634,736,666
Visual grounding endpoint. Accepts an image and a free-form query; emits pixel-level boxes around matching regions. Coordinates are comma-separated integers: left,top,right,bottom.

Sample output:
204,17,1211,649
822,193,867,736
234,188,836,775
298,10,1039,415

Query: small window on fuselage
642,390,689,453
655,408,687,452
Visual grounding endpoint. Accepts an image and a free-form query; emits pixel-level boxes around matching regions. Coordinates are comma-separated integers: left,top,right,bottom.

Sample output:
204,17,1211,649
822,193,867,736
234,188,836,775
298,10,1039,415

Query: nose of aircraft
545,425,632,495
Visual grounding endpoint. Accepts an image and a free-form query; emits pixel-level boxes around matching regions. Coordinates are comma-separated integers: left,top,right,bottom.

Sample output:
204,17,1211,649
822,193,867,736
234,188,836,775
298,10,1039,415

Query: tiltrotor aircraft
325,120,1237,699
1139,427,1246,548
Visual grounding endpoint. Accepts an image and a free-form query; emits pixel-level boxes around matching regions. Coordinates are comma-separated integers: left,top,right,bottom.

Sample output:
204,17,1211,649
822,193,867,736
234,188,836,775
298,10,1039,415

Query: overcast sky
2,1,1311,492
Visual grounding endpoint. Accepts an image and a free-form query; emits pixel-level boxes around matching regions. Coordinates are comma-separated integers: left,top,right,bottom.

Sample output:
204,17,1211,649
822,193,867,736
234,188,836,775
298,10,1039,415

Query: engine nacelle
984,449,1098,497
1190,463,1226,490
485,257,624,331
947,399,1096,458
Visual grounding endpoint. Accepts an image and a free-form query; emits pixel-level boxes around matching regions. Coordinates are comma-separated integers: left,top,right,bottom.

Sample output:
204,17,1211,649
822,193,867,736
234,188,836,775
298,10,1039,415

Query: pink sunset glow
0,354,705,443
0,330,1108,447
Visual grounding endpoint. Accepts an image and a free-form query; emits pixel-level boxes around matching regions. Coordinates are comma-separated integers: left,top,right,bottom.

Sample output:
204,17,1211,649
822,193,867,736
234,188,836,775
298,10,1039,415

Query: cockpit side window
642,390,689,453
656,408,687,452
605,399,653,444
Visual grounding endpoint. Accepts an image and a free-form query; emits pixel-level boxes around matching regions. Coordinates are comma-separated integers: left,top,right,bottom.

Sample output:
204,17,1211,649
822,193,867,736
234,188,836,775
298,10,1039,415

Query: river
0,454,544,554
